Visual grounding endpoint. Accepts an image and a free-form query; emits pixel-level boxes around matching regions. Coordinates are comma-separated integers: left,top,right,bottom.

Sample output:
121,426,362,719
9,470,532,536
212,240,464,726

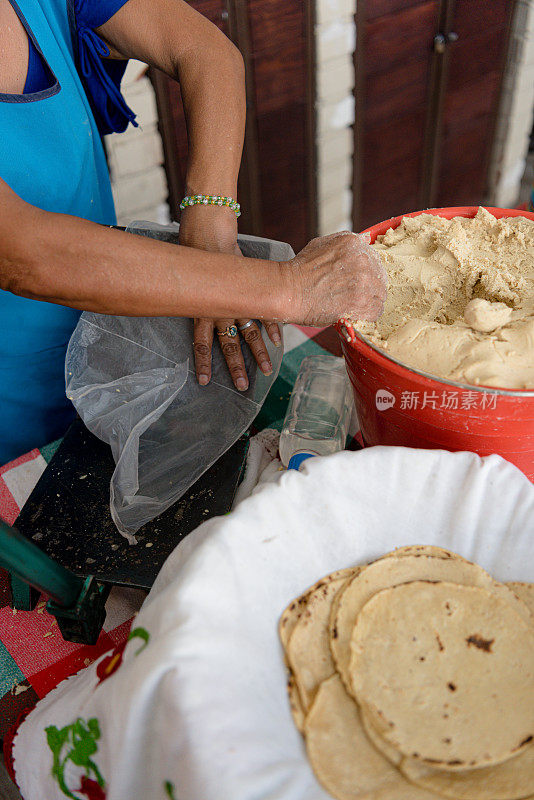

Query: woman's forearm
178,40,245,200
1,179,388,329
98,0,246,205
2,204,289,320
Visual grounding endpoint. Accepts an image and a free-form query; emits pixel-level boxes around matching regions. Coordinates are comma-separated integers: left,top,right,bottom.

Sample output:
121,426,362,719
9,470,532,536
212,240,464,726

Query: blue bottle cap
287,452,316,471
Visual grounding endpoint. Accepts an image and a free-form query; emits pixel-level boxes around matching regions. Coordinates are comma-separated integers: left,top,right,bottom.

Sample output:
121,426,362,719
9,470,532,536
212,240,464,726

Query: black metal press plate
14,418,249,590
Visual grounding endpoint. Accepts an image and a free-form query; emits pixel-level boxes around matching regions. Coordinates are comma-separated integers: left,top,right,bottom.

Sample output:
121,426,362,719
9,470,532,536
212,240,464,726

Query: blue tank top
0,0,134,464
24,35,51,93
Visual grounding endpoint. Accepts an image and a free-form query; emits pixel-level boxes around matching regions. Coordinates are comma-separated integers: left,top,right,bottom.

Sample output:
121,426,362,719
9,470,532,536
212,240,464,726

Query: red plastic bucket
337,207,534,480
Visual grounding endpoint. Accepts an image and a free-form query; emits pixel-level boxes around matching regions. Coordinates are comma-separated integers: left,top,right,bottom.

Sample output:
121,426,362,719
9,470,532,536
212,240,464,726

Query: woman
0,0,386,465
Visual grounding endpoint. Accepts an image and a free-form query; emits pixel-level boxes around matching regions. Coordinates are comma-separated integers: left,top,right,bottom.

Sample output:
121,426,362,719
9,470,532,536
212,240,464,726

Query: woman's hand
285,231,387,327
179,205,281,391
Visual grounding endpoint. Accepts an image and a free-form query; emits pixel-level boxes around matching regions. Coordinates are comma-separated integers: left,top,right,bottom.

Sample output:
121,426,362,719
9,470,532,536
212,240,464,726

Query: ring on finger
217,325,238,338
238,320,255,332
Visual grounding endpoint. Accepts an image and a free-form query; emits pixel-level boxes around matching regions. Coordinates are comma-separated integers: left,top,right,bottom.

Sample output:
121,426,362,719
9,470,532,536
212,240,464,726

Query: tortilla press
0,416,249,644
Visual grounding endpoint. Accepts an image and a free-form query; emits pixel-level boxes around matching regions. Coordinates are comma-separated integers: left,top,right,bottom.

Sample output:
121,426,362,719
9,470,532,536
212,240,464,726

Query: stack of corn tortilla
279,545,534,800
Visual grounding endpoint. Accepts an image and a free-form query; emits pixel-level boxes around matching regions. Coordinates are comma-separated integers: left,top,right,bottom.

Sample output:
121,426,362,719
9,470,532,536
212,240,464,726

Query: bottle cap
287,452,316,471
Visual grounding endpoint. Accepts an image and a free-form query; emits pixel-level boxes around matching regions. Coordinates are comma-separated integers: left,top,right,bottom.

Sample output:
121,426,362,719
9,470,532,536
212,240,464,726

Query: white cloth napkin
13,447,534,800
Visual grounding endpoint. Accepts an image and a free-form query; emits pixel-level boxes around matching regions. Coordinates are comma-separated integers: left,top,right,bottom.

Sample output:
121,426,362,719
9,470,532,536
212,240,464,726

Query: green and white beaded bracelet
179,194,241,217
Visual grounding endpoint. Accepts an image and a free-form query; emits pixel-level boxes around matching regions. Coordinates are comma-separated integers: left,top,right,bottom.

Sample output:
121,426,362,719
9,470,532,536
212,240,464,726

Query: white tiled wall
107,129,164,179
104,60,170,227
316,17,356,62
486,0,534,208
318,157,352,201
317,54,354,102
111,166,168,218
319,188,353,232
315,1,355,235
316,0,355,26
317,126,352,171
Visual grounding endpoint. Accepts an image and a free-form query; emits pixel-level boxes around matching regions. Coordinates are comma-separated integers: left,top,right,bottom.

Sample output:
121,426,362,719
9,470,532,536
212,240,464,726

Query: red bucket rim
336,206,534,398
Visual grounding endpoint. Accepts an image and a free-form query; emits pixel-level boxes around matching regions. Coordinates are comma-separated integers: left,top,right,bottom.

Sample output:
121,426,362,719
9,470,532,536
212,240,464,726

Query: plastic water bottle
280,355,353,469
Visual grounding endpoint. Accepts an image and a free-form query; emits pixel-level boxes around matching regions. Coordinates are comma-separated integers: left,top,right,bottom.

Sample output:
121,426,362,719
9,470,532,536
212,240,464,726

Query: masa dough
356,207,534,389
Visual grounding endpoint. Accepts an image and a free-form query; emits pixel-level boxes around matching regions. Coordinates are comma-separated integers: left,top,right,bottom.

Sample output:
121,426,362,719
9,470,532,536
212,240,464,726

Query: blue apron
0,0,131,463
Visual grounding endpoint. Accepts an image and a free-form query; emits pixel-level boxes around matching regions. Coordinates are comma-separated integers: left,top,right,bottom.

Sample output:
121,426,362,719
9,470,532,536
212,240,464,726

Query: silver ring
217,324,238,338
238,320,255,332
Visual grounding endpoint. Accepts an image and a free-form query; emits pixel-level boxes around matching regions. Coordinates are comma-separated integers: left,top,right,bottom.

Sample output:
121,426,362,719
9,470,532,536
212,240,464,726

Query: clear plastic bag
65,221,293,542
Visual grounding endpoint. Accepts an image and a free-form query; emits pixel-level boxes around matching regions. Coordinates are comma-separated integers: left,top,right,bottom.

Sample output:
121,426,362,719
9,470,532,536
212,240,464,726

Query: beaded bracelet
179,194,241,217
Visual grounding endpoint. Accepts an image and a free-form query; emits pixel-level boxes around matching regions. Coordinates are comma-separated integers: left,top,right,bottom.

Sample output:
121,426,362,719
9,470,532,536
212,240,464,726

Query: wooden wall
354,0,513,231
